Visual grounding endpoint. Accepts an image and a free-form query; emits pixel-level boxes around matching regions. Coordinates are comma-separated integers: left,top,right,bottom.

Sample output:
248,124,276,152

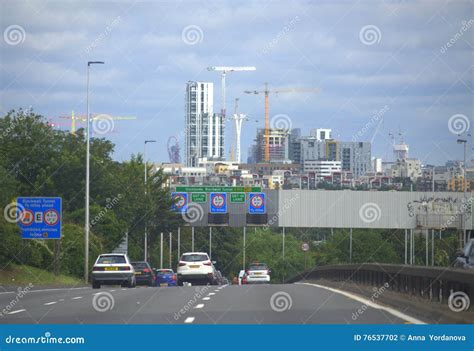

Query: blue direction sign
249,193,265,214
171,192,188,213
210,193,227,214
17,197,62,239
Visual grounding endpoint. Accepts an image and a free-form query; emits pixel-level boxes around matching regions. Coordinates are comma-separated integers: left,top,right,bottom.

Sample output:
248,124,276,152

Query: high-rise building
300,138,371,179
184,81,224,167
252,128,291,163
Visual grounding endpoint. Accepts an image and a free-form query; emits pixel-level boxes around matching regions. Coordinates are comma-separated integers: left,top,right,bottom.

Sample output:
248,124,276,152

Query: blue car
155,269,177,287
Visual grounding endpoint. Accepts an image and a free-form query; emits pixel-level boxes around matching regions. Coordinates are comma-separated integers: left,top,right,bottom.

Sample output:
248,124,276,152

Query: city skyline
1,0,472,166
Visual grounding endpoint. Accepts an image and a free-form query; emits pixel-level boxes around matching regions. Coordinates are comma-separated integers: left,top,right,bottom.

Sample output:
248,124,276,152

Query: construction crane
57,111,136,134
228,97,249,164
207,66,256,119
244,83,320,162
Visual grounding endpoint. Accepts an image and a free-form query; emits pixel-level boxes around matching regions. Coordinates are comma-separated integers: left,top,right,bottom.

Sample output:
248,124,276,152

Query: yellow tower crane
58,111,136,134
244,83,320,162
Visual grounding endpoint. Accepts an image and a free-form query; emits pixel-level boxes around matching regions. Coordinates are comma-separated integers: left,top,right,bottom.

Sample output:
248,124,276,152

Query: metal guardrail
286,264,474,311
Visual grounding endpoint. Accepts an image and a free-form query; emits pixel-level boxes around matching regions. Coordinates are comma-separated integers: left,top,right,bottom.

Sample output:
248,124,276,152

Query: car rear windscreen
97,255,126,264
131,262,149,269
249,264,268,270
181,254,208,262
157,270,173,275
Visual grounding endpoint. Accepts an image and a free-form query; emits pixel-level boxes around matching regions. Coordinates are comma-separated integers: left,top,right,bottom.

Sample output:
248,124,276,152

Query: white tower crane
206,66,256,119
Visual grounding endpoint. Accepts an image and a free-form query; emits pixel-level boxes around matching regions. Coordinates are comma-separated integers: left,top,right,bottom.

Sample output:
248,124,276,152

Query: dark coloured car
156,269,177,287
131,261,155,286
454,239,474,269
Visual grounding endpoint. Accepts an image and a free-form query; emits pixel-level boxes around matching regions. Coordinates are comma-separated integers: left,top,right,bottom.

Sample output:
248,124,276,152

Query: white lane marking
0,287,89,295
194,304,204,309
296,282,425,325
43,301,57,306
121,289,127,291
208,293,215,296
59,299,64,302
184,317,195,323
71,296,83,300
202,297,211,301
109,290,116,292
92,293,102,296
8,309,26,314
214,290,220,292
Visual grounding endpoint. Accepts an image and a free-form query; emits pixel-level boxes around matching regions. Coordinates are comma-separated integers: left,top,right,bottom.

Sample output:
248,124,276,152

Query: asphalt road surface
0,283,422,324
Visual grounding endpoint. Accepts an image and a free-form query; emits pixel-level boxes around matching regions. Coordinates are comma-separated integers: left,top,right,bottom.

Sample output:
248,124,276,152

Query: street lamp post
457,138,468,244
144,140,157,261
85,61,104,283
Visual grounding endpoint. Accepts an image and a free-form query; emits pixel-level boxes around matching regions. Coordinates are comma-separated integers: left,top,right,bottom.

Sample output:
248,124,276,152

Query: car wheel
92,281,100,289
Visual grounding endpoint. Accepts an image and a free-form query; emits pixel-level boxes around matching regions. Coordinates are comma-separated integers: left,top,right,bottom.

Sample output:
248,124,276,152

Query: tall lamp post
85,61,104,283
144,139,157,261
457,138,468,244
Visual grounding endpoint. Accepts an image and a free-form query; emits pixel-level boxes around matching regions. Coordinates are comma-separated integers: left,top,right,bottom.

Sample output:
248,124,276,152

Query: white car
177,252,217,286
91,253,136,289
245,262,271,284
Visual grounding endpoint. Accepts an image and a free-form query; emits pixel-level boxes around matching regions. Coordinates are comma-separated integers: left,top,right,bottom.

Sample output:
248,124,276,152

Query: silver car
91,253,136,289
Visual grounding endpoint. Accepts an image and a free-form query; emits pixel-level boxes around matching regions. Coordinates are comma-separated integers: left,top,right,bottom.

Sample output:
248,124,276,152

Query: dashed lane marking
184,317,195,323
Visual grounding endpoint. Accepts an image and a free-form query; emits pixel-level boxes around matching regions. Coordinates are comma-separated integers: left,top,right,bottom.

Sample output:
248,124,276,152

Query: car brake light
172,274,177,281
120,265,131,271
143,268,151,273
203,261,212,266
92,267,102,271
178,262,187,266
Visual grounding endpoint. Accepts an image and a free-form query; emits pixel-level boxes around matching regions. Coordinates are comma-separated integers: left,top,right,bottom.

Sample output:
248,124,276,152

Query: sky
1,0,472,166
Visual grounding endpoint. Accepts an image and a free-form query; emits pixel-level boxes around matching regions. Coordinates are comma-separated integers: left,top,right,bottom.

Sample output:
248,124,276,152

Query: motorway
0,283,423,324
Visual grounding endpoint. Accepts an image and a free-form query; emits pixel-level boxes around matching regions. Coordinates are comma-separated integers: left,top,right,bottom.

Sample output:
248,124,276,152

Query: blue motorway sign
171,192,188,213
249,192,265,214
17,197,62,239
210,193,227,214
